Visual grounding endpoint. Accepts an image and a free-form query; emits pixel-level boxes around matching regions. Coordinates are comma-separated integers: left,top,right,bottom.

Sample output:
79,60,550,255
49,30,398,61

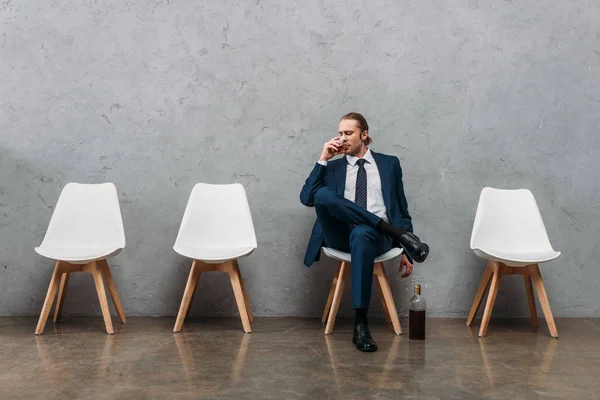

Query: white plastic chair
467,187,560,338
321,247,404,335
173,183,257,333
34,183,127,335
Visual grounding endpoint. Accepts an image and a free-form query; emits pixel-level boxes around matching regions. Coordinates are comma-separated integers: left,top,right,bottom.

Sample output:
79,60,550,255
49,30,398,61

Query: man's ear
362,130,369,140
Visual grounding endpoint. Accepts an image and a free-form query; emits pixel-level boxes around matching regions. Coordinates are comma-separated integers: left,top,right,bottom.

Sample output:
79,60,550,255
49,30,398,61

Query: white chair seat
173,244,256,264
322,247,403,263
473,248,561,267
173,183,257,261
470,187,561,267
35,246,123,264
35,182,126,262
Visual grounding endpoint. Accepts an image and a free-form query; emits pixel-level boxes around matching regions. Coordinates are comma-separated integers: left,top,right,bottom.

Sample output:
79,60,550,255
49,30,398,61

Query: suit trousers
314,187,393,309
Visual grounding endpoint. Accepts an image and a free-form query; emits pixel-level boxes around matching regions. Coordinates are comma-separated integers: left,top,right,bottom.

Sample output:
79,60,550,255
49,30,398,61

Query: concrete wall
1,0,599,318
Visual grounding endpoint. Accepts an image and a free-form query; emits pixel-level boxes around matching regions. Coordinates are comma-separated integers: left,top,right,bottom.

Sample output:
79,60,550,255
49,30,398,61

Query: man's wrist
317,160,328,166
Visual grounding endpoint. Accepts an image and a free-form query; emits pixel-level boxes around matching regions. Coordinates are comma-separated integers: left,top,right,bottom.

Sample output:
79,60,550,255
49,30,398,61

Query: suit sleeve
394,157,413,233
393,157,415,262
299,162,327,207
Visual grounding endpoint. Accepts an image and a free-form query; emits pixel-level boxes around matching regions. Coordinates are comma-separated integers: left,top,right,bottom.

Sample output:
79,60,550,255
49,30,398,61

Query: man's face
337,119,368,156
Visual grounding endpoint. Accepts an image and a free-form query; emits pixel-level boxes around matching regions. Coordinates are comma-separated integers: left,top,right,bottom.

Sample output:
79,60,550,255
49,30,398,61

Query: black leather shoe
399,232,429,263
353,323,378,352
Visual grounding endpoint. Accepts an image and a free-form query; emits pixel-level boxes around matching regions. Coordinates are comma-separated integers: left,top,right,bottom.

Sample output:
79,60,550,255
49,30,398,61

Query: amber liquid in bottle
409,284,426,340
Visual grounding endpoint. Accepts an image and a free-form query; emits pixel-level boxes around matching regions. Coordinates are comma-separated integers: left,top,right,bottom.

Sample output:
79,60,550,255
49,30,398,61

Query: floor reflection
174,332,251,385
7,318,595,399
35,336,61,383
325,332,407,391
35,332,116,381
464,323,559,395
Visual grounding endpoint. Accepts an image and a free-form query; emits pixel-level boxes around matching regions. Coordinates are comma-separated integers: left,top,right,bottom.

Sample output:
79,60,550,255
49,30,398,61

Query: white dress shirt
318,149,389,222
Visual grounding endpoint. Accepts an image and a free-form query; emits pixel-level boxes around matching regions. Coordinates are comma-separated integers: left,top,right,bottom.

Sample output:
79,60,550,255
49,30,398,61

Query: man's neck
354,146,368,159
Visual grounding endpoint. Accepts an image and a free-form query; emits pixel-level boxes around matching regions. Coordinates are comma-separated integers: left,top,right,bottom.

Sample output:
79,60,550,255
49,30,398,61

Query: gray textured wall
1,0,599,318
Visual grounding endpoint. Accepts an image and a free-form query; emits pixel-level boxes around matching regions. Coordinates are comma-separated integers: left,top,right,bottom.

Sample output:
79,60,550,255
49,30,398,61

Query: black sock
376,220,406,242
354,308,368,326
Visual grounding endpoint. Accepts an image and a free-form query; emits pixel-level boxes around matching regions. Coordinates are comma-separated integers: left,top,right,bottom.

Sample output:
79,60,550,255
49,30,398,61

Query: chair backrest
39,183,125,249
470,187,555,254
174,183,257,249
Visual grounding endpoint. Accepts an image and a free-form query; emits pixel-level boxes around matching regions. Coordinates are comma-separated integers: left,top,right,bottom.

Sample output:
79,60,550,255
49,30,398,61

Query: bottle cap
415,284,421,295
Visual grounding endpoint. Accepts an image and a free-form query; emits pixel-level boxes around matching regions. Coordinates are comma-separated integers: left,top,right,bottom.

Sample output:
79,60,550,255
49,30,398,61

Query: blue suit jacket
299,151,414,267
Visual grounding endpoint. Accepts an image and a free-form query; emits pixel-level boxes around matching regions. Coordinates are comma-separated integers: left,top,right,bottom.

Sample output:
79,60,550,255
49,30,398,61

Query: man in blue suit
300,112,429,352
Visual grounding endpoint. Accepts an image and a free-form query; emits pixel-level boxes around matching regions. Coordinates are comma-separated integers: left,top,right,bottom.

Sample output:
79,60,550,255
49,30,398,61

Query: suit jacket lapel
372,151,392,210
335,157,347,196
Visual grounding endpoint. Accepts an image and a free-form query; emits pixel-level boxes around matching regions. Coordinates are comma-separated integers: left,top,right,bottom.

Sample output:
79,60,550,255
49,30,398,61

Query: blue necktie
355,159,367,209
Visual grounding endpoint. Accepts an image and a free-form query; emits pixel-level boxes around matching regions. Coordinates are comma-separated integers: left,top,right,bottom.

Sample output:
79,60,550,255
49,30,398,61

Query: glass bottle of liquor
409,284,426,340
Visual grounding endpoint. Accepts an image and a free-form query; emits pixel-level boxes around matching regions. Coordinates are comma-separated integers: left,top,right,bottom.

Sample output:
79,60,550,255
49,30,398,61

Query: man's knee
350,224,377,244
314,186,335,207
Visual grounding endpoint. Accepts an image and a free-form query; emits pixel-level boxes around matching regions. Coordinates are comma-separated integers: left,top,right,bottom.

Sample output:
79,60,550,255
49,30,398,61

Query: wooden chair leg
524,275,538,327
53,272,70,323
322,263,342,324
325,262,348,335
530,264,558,338
478,263,501,337
99,259,126,323
234,260,253,323
174,260,201,333
375,270,392,324
374,263,402,335
226,261,252,333
185,288,197,319
91,261,114,334
35,262,63,335
467,262,494,326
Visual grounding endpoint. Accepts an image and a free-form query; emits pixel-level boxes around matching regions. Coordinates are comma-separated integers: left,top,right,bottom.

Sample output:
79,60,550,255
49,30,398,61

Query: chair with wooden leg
34,183,127,335
321,247,404,335
172,183,256,334
466,187,560,338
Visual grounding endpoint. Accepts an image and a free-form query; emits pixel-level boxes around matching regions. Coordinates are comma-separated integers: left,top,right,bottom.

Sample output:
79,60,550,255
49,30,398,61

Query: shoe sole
414,244,430,263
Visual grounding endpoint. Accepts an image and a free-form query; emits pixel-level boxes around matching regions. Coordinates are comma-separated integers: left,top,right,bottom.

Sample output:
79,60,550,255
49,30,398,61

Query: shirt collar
346,148,374,167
